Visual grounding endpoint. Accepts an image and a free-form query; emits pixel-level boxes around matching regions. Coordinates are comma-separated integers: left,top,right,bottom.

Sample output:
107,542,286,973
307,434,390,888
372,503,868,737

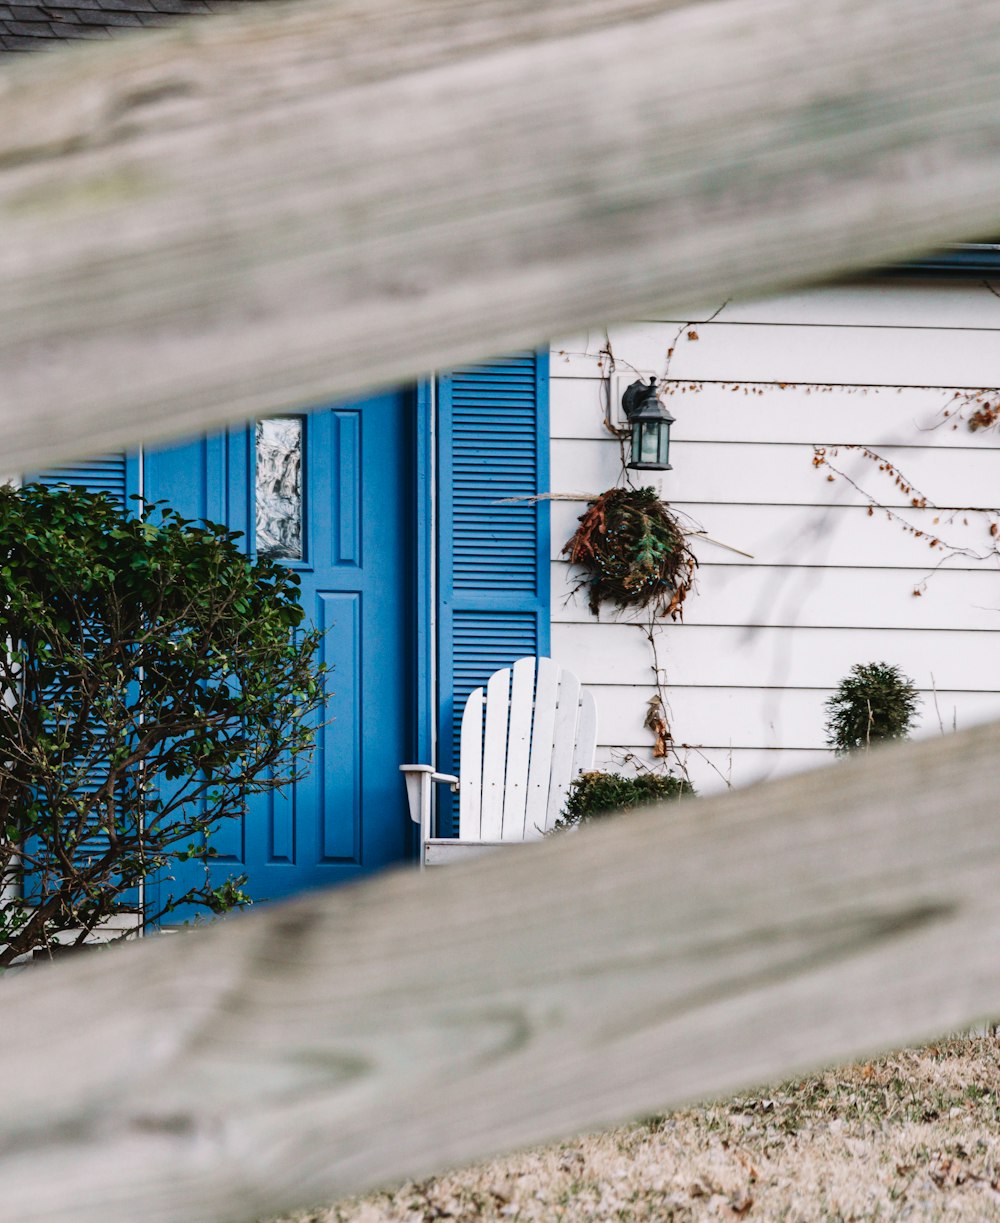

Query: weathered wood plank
4,720,1000,1223
4,0,1000,468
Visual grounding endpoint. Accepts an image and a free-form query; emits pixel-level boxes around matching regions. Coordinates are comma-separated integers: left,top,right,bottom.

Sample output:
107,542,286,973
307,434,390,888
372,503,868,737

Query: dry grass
275,1036,1000,1222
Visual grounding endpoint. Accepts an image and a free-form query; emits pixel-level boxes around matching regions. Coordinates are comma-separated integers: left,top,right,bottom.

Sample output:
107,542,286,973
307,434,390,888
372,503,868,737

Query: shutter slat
29,452,140,891
29,454,131,509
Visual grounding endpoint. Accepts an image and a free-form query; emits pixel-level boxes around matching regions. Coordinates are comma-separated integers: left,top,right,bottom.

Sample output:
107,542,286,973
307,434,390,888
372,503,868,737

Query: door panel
144,391,413,911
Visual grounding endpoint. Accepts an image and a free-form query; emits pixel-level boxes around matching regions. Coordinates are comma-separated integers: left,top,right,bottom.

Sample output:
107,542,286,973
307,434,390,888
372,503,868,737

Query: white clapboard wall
550,279,1000,792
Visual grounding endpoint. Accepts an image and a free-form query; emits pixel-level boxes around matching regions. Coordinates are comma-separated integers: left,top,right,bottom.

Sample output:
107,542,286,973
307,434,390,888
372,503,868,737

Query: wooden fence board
2,721,1000,1222
3,0,1000,468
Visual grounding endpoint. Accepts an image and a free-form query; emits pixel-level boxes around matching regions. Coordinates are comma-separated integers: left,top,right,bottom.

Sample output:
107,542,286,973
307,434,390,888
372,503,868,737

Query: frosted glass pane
255,417,303,560
639,422,659,464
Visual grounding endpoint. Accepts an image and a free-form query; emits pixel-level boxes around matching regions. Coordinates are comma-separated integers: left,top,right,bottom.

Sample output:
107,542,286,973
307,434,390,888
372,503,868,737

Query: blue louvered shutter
26,452,141,887
29,452,139,510
437,353,550,837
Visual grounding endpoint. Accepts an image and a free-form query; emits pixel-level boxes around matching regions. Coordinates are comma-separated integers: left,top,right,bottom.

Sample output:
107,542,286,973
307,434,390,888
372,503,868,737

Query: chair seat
423,838,539,867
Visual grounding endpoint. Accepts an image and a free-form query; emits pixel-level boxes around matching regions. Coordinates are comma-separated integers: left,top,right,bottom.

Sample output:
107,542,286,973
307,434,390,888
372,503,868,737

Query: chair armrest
398,767,461,862
399,765,459,789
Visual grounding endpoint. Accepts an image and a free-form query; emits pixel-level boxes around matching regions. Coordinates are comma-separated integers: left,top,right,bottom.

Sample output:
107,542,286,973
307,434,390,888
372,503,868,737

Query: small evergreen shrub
557,769,694,830
824,661,921,756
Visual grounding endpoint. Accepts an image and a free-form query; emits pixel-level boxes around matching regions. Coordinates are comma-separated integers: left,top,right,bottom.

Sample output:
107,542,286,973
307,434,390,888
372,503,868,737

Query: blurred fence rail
3,721,1000,1222
2,0,1000,467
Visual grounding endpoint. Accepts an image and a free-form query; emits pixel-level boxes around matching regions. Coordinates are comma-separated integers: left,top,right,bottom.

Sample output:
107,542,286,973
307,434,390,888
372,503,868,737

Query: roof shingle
0,0,266,52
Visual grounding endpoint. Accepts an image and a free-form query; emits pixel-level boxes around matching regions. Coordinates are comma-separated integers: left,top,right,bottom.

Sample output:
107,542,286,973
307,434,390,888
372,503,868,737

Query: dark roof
0,0,268,54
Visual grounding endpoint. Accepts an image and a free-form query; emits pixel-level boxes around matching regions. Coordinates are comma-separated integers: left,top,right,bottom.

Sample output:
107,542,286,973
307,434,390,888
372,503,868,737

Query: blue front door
144,391,415,907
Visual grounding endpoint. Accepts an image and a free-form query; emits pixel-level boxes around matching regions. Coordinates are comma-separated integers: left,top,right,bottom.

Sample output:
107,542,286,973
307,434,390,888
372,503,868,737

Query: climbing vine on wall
811,386,1000,590
557,324,713,780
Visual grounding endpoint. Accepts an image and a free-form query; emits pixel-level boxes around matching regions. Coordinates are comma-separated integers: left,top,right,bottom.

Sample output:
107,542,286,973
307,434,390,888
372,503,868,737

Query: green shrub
824,661,921,756
557,769,694,830
0,484,325,965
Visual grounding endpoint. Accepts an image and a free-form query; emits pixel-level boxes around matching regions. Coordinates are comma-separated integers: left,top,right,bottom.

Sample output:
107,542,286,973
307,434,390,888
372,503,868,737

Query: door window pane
255,417,303,560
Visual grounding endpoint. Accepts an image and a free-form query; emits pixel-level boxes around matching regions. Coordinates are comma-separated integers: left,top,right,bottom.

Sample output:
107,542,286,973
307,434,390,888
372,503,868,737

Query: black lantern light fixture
622,377,674,471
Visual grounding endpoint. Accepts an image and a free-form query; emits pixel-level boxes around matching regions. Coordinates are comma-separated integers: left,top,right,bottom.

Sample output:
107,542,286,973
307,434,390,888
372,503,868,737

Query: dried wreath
563,486,697,619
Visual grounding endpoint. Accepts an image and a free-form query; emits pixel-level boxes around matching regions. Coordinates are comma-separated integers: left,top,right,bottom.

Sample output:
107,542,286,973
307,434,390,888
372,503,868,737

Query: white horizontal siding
553,564,1000,631
591,743,836,792
591,744,831,793
556,319,1000,386
554,437,1000,508
551,378,1000,449
551,499,997,569
639,280,1000,330
550,283,1000,796
553,622,1000,692
560,281,1000,333
587,685,1000,752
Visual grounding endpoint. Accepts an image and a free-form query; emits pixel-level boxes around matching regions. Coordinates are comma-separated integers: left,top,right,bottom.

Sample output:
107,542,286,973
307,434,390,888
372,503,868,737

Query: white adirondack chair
400,656,597,866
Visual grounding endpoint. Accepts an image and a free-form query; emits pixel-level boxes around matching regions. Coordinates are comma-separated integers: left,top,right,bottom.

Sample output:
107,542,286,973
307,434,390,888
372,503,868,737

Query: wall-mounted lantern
622,377,674,471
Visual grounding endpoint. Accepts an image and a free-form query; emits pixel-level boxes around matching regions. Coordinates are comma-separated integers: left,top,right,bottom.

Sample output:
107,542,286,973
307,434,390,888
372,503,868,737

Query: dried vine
558,321,726,784
811,432,1000,589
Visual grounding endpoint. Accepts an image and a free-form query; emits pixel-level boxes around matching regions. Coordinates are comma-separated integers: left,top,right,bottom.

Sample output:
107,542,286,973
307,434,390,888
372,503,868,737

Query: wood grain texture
4,0,1000,468
4,721,1000,1223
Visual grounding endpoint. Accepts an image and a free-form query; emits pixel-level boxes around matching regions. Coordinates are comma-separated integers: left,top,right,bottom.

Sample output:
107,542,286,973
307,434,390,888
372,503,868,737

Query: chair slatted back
458,657,597,841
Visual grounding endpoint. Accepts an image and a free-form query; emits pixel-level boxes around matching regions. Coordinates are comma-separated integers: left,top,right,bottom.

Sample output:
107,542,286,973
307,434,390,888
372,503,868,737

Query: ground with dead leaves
277,1036,1000,1221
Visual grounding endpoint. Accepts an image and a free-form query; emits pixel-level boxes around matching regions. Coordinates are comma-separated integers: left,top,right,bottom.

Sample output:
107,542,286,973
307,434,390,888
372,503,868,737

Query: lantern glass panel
658,423,671,467
639,421,660,465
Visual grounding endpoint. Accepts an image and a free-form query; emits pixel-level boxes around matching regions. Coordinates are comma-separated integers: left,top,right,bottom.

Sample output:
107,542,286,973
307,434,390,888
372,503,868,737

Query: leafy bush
557,769,694,830
824,661,921,756
0,484,325,965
